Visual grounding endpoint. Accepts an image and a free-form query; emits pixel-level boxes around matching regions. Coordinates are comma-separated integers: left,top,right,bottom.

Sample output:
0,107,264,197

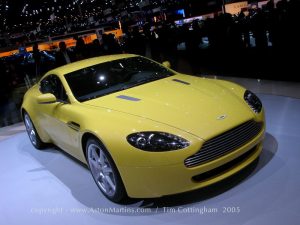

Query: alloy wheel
24,114,37,146
87,143,117,197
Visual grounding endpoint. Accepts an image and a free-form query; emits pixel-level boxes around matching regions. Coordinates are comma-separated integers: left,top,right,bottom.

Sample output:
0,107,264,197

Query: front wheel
86,138,127,203
24,112,45,149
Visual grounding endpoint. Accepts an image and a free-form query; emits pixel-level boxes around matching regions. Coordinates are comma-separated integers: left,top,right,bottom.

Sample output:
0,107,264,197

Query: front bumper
119,127,265,198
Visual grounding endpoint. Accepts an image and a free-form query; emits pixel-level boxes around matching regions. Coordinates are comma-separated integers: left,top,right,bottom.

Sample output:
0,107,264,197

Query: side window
40,75,68,102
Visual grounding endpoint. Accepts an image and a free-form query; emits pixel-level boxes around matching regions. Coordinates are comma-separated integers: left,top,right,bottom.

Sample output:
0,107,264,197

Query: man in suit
55,41,75,67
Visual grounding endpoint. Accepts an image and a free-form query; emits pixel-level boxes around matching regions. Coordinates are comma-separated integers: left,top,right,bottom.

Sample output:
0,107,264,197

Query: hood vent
117,95,141,101
172,79,190,85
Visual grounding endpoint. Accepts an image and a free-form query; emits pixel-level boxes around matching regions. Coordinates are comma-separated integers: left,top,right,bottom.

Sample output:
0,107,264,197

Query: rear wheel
86,138,127,203
24,112,45,149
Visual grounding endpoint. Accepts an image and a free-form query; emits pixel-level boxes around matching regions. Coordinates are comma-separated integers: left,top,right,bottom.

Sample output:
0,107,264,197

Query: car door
39,74,79,153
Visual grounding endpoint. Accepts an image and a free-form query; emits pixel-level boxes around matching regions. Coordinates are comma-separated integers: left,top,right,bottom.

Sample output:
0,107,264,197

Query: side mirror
162,61,171,69
36,93,57,104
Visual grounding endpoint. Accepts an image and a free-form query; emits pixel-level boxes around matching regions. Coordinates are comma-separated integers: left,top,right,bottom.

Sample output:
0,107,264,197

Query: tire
23,112,46,149
86,138,127,203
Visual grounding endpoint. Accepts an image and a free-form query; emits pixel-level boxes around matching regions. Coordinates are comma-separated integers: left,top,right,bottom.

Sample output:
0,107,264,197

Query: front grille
184,120,263,168
192,146,257,182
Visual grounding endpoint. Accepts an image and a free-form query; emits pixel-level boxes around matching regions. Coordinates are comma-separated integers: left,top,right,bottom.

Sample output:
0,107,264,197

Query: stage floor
1,94,300,225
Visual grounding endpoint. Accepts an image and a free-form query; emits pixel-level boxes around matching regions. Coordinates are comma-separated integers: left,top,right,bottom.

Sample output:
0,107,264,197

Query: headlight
244,90,262,113
127,132,190,151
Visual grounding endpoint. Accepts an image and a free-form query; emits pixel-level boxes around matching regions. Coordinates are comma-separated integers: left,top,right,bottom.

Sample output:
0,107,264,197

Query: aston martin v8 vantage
21,54,265,202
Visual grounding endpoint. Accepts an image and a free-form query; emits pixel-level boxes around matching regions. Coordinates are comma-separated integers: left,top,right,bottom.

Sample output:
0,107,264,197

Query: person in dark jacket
0,61,15,126
55,41,75,67
32,43,41,77
74,37,89,60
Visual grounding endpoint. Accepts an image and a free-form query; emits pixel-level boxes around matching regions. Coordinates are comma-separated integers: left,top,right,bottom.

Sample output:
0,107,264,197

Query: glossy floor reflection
0,94,300,225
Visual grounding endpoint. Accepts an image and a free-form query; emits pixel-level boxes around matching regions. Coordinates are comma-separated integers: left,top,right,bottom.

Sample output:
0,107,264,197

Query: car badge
217,114,227,120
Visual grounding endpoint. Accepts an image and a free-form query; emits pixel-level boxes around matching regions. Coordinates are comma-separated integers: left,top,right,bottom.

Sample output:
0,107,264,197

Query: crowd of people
1,0,299,127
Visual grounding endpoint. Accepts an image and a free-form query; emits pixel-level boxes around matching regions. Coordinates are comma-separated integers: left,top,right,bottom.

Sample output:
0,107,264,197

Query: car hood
83,75,254,140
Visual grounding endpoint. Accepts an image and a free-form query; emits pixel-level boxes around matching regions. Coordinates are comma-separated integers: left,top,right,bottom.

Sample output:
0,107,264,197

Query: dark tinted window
64,56,174,102
40,75,68,102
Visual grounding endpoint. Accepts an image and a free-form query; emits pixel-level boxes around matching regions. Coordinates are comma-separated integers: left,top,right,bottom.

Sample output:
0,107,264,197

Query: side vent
67,121,80,131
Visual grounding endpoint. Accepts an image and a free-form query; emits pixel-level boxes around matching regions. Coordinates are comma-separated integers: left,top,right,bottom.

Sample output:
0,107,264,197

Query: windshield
64,56,175,102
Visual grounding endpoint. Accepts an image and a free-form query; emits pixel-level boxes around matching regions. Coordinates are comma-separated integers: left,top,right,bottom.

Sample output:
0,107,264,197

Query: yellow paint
21,54,265,198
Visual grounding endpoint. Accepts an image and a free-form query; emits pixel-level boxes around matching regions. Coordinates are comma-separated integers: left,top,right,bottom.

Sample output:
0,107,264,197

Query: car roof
45,54,137,77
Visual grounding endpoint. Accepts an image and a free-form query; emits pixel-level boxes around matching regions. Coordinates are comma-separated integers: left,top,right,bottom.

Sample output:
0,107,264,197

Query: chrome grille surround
184,120,263,168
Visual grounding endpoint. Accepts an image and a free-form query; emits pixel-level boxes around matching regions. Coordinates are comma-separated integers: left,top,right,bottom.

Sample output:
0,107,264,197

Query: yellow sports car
21,54,265,202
